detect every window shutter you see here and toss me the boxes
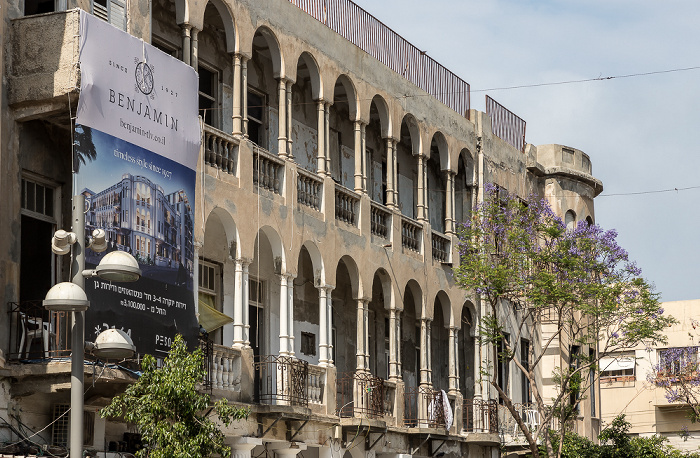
[109,0,126,31]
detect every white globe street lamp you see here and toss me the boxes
[43,195,141,458]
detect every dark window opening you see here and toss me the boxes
[301,332,316,356]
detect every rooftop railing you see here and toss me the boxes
[288,0,470,117]
[486,95,526,153]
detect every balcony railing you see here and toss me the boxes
[288,0,470,118]
[337,371,386,419]
[254,355,309,406]
[497,403,571,440]
[335,184,359,226]
[308,364,326,404]
[297,168,323,210]
[404,386,446,428]
[253,145,284,195]
[370,202,390,238]
[7,301,70,360]
[463,399,499,434]
[401,216,422,252]
[204,125,238,174]
[200,339,242,393]
[431,231,449,262]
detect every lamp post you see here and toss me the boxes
[44,194,141,458]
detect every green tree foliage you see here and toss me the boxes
[73,124,97,173]
[455,184,675,458]
[100,335,248,458]
[539,415,700,458]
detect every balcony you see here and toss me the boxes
[297,167,323,211]
[204,125,239,175]
[8,10,80,109]
[334,184,360,227]
[6,301,70,361]
[253,355,309,407]
[337,372,388,419]
[463,399,499,434]
[403,386,447,429]
[252,145,284,196]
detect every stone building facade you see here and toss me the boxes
[0,0,603,457]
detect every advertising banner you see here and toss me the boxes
[75,11,200,357]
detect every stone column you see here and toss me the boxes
[448,326,459,394]
[232,54,243,137]
[354,120,363,192]
[316,100,326,175]
[287,274,295,356]
[324,102,331,176]
[318,286,330,366]
[386,138,395,208]
[190,27,199,70]
[180,24,191,66]
[389,308,400,380]
[326,287,334,365]
[361,123,368,192]
[420,318,432,387]
[278,78,288,157]
[222,260,235,346]
[267,443,307,458]
[356,299,370,372]
[392,139,399,207]
[242,261,251,347]
[417,155,427,221]
[279,275,289,356]
[232,259,245,347]
[229,437,262,458]
[445,170,455,234]
[242,58,249,138]
[286,80,294,160]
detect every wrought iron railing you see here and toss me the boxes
[370,202,390,238]
[297,167,323,210]
[463,398,499,434]
[401,216,422,252]
[7,301,70,360]
[253,145,284,195]
[404,386,446,428]
[431,230,449,262]
[486,95,526,153]
[199,337,214,391]
[287,0,470,118]
[254,355,309,406]
[204,125,238,174]
[335,184,360,226]
[337,371,386,418]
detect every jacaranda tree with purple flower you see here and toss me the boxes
[455,184,674,458]
[649,343,700,423]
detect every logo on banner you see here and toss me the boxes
[134,60,155,96]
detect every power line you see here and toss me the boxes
[470,66,700,93]
[600,185,700,197]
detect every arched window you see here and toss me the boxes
[565,210,576,231]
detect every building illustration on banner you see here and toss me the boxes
[81,168,194,288]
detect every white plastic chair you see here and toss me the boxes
[19,313,53,358]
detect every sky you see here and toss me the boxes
[350,0,700,302]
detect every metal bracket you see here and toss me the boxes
[288,419,309,442]
[259,416,282,438]
[366,430,387,451]
[411,433,431,456]
[431,439,446,456]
